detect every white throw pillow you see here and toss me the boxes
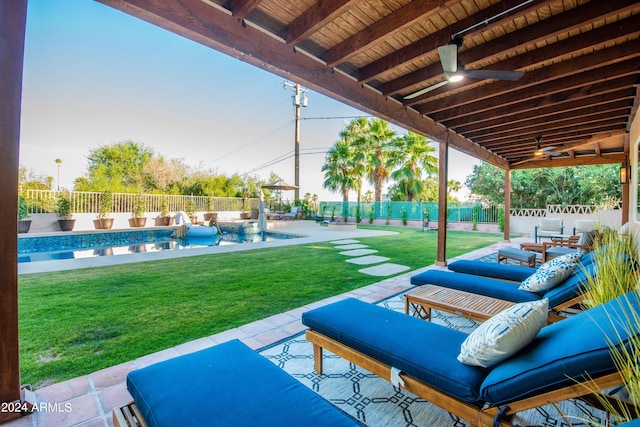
[519,260,576,292]
[458,299,548,368]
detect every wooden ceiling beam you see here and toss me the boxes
[96,0,509,170]
[464,103,631,141]
[510,152,626,170]
[452,91,634,134]
[387,0,638,99]
[484,122,627,153]
[286,0,357,46]
[400,14,640,103]
[417,41,640,116]
[358,0,550,83]
[425,58,639,123]
[225,0,263,19]
[325,0,459,68]
[477,117,628,147]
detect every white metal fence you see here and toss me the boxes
[20,190,257,215]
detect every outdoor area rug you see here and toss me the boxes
[260,293,610,427]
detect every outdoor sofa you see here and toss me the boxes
[113,339,359,427]
[302,291,640,427]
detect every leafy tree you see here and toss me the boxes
[76,141,154,192]
[466,162,621,208]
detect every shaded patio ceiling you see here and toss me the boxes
[98,0,640,171]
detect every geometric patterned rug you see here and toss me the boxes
[260,293,610,427]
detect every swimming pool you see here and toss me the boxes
[17,227,299,263]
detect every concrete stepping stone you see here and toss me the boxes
[345,255,390,265]
[358,263,410,277]
[334,244,368,250]
[330,239,360,245]
[339,249,378,256]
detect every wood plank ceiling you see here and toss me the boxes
[98,0,640,171]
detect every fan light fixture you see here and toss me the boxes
[447,73,464,82]
[533,136,544,157]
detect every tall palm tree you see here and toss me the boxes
[390,131,437,201]
[354,118,396,202]
[322,139,358,203]
[338,118,369,203]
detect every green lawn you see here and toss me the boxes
[18,226,502,387]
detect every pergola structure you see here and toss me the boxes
[1,0,639,416]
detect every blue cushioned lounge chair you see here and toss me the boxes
[114,339,359,427]
[303,292,640,427]
[410,252,597,316]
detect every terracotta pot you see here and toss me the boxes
[18,220,32,234]
[160,216,174,226]
[128,217,147,228]
[240,212,251,220]
[94,218,114,230]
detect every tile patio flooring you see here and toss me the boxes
[7,226,526,427]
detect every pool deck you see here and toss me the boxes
[8,223,526,427]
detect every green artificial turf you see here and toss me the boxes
[18,226,501,387]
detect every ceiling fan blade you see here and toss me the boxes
[438,44,457,74]
[462,69,525,81]
[403,80,450,100]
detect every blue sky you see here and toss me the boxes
[20,0,478,201]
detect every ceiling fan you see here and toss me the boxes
[533,136,561,157]
[404,38,525,100]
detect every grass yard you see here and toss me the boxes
[18,226,502,387]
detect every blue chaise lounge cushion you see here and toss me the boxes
[411,270,543,303]
[411,261,595,309]
[302,298,488,402]
[448,260,536,282]
[480,291,640,405]
[126,339,359,427]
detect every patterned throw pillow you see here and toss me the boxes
[519,258,577,292]
[457,299,549,368]
[547,251,581,266]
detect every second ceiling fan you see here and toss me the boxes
[404,38,525,100]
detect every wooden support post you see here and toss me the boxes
[0,0,27,421]
[504,169,511,242]
[436,136,448,266]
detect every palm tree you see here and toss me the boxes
[322,139,358,203]
[390,131,437,201]
[354,118,396,202]
[338,118,369,203]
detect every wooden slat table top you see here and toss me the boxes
[405,284,514,322]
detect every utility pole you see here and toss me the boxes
[284,81,308,200]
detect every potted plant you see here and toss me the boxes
[18,194,32,233]
[186,199,197,223]
[94,190,114,230]
[56,190,75,231]
[159,197,174,226]
[128,194,147,228]
[203,197,216,222]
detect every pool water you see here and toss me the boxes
[18,228,298,263]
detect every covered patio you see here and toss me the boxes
[1,0,639,423]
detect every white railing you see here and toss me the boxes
[20,190,257,215]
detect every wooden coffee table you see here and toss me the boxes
[404,284,514,322]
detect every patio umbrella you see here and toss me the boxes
[258,190,267,233]
[261,179,299,211]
